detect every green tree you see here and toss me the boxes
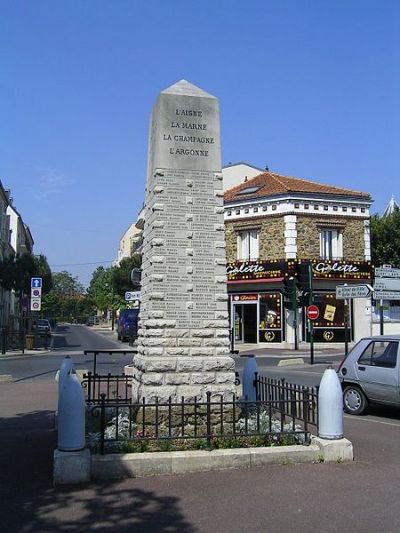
[371,207,400,267]
[42,270,95,323]
[0,253,52,294]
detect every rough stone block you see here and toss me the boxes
[166,347,190,356]
[215,329,230,337]
[53,448,91,485]
[203,358,235,371]
[203,320,229,328]
[216,372,236,384]
[177,359,204,372]
[177,338,202,347]
[191,373,216,384]
[311,437,354,462]
[192,329,214,338]
[142,373,164,386]
[165,373,191,385]
[204,338,230,347]
[190,348,215,356]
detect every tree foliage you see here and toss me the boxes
[41,270,95,322]
[0,253,52,294]
[88,254,142,313]
[371,207,400,267]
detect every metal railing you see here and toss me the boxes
[87,387,315,455]
[254,373,318,428]
[82,372,132,404]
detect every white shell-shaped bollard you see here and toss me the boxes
[58,370,86,451]
[58,356,74,393]
[242,355,259,402]
[318,367,344,439]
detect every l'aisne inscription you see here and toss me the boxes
[163,108,215,158]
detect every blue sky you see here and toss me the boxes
[1,0,399,287]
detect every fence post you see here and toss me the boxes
[100,393,106,455]
[1,327,6,355]
[206,391,212,448]
[303,388,310,443]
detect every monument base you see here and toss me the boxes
[131,353,236,402]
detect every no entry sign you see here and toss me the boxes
[307,305,319,321]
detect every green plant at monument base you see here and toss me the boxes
[86,405,308,454]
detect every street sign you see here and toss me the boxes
[31,287,42,298]
[336,284,373,299]
[31,277,42,288]
[125,291,141,301]
[374,267,400,279]
[374,278,400,291]
[374,291,400,301]
[307,305,319,320]
[30,297,41,311]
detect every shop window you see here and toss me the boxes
[320,229,343,260]
[237,230,259,261]
[259,293,282,343]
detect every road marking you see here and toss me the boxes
[344,414,400,427]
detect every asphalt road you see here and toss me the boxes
[0,323,135,381]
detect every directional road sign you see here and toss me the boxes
[373,278,400,291]
[374,291,400,301]
[125,291,141,301]
[31,277,42,288]
[30,297,41,311]
[374,267,400,279]
[336,284,373,299]
[306,305,319,320]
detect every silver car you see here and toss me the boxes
[338,335,400,415]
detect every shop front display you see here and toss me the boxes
[258,293,282,343]
[304,292,351,343]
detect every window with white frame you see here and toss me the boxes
[237,230,259,260]
[320,229,343,260]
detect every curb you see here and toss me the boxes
[277,358,305,367]
[83,437,353,482]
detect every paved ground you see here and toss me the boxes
[1,376,400,532]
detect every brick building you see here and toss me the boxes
[224,169,373,347]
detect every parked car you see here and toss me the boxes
[32,319,52,337]
[117,308,139,342]
[86,316,99,326]
[338,335,400,415]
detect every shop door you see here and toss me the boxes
[234,304,257,343]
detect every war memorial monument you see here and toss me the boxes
[129,80,236,401]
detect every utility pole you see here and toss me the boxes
[308,263,315,365]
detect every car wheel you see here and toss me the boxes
[343,385,368,415]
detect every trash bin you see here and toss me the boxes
[25,334,34,350]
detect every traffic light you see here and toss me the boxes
[283,276,301,310]
[296,261,313,298]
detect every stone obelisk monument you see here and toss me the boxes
[131,80,235,401]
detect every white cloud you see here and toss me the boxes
[34,168,76,199]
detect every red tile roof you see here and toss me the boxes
[224,171,371,203]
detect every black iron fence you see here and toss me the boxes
[1,327,25,353]
[86,386,316,455]
[254,373,318,428]
[82,372,132,404]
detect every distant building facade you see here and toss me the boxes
[224,169,373,347]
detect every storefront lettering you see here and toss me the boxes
[227,264,265,276]
[313,262,360,275]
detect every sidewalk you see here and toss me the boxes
[1,377,400,532]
